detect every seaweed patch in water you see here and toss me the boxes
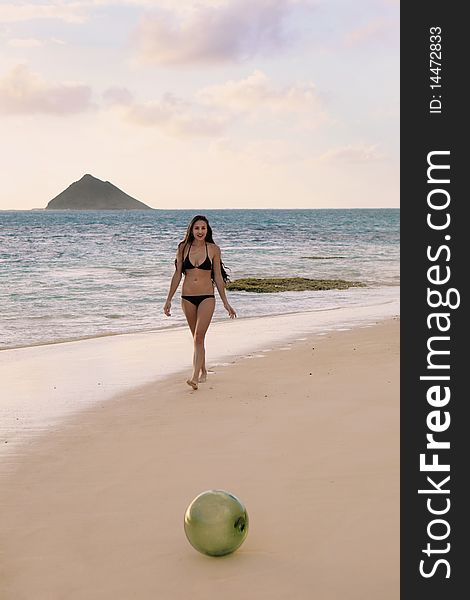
[300,256,346,260]
[226,277,365,293]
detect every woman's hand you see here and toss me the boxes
[164,300,172,316]
[224,303,237,319]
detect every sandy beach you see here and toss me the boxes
[0,318,399,599]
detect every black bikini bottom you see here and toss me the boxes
[181,294,215,307]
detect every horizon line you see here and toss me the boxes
[1,206,400,211]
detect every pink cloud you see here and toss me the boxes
[123,93,228,138]
[133,0,310,65]
[318,144,384,163]
[211,137,301,164]
[7,38,44,48]
[102,86,134,106]
[117,69,327,138]
[344,18,398,47]
[198,70,328,124]
[0,3,88,23]
[0,65,93,115]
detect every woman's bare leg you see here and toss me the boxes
[189,298,215,388]
[181,299,199,386]
[181,299,197,336]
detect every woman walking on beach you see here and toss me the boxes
[164,215,237,390]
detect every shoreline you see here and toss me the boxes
[0,300,399,454]
[0,295,395,353]
[0,318,399,599]
[1,285,399,352]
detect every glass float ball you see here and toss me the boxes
[184,489,249,556]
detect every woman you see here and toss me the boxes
[164,215,237,390]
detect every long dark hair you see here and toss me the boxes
[176,215,230,283]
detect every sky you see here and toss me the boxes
[0,0,399,210]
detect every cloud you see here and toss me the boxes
[211,137,300,164]
[198,70,327,123]
[318,144,384,164]
[344,18,398,47]
[0,65,93,115]
[108,69,327,138]
[0,62,324,140]
[0,3,89,24]
[6,37,66,47]
[133,0,309,65]
[0,0,230,25]
[111,0,228,10]
[7,38,44,48]
[115,70,326,138]
[102,86,134,106]
[0,0,309,27]
[122,93,228,138]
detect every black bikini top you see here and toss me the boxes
[183,242,212,271]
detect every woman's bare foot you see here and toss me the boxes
[186,379,198,390]
[198,370,207,383]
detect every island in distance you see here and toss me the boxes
[46,174,153,210]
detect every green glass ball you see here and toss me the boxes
[184,489,249,556]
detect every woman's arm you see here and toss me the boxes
[212,245,237,319]
[164,245,183,316]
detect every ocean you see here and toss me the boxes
[0,209,399,350]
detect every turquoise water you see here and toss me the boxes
[0,209,399,349]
